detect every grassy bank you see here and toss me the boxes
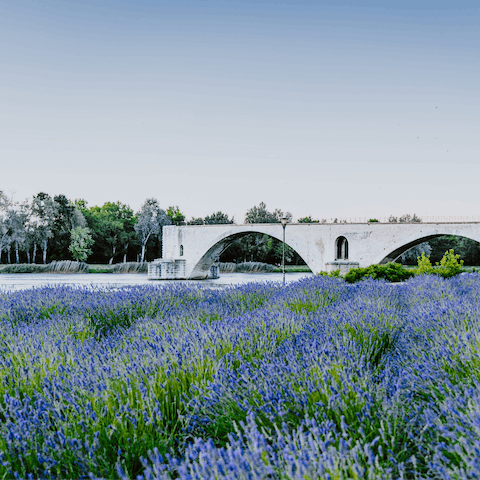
[0,260,89,274]
[0,261,148,274]
[272,264,312,273]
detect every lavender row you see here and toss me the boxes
[0,275,479,479]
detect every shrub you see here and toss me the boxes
[416,252,435,275]
[368,218,379,223]
[317,269,341,278]
[344,262,415,283]
[415,249,464,278]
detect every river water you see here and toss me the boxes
[0,272,314,292]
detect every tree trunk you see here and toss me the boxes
[15,241,19,264]
[109,245,116,265]
[26,250,31,264]
[42,238,48,264]
[33,242,37,264]
[7,247,11,264]
[123,244,128,263]
[0,247,2,264]
[140,244,146,263]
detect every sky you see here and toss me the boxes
[1,0,479,222]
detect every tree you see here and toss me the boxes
[69,227,94,262]
[134,198,170,262]
[51,195,86,260]
[204,211,235,225]
[401,242,432,265]
[298,216,319,224]
[166,206,185,226]
[8,200,29,264]
[78,201,136,264]
[389,213,422,223]
[187,217,204,225]
[0,191,12,263]
[245,202,292,224]
[31,192,56,264]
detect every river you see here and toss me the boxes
[0,272,314,291]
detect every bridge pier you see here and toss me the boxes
[147,259,219,280]
[325,261,360,276]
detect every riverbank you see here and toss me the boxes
[0,261,147,274]
[0,261,312,274]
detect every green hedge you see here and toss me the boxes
[344,262,415,283]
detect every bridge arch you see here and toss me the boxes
[376,231,480,265]
[188,227,311,279]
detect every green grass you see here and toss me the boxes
[272,265,312,273]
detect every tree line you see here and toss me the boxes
[0,194,293,265]
[1,192,479,265]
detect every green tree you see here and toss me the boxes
[78,201,136,264]
[69,227,94,262]
[298,216,319,224]
[166,206,185,226]
[204,211,235,225]
[245,202,292,224]
[51,195,85,260]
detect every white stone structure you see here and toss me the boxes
[148,222,480,280]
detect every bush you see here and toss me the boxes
[317,269,341,278]
[416,252,435,275]
[344,262,415,283]
[415,249,464,278]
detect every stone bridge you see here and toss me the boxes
[148,222,480,280]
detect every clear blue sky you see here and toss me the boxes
[1,0,479,221]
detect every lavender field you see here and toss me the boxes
[0,275,479,479]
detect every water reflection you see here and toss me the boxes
[0,272,313,291]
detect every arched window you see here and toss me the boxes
[179,245,184,256]
[335,236,348,260]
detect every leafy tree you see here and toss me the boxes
[298,216,319,224]
[428,236,480,265]
[8,201,29,264]
[79,201,136,264]
[51,195,85,260]
[187,217,204,225]
[0,191,12,263]
[31,192,56,264]
[166,206,185,226]
[219,203,296,265]
[245,202,292,224]
[69,227,94,262]
[204,211,235,225]
[135,198,170,262]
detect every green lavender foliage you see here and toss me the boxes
[0,275,480,479]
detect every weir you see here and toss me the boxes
[148,222,480,280]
